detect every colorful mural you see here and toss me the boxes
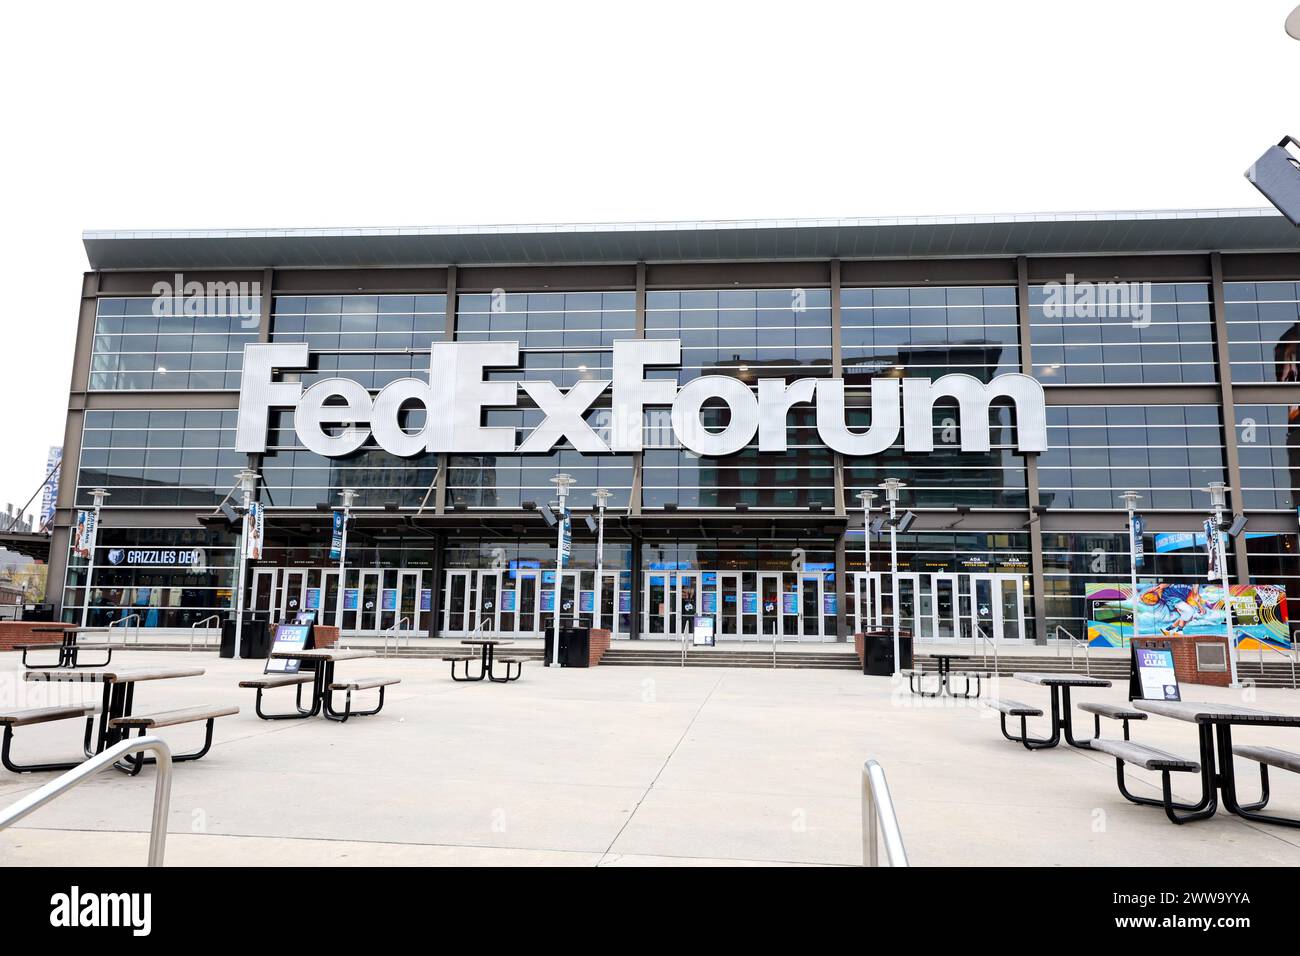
[1086,583,1290,650]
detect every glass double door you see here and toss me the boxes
[890,572,1026,643]
[441,568,631,638]
[643,570,835,642]
[250,566,426,635]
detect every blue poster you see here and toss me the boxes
[782,592,799,615]
[741,592,758,614]
[381,589,398,611]
[579,590,595,613]
[305,588,321,610]
[541,590,555,612]
[702,591,717,614]
[618,591,632,613]
[500,590,517,612]
[419,588,432,611]
[823,593,837,615]
[343,588,359,611]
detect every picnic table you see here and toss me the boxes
[907,653,972,698]
[266,648,397,721]
[15,626,113,669]
[992,672,1113,750]
[1132,700,1300,826]
[17,666,213,773]
[451,638,522,682]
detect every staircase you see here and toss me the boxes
[600,646,860,669]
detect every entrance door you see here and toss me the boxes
[541,570,580,636]
[758,573,783,639]
[717,572,742,640]
[932,573,958,642]
[850,572,885,634]
[676,572,700,637]
[799,574,822,641]
[969,573,1026,642]
[444,570,473,635]
[280,570,307,621]
[476,571,501,634]
[251,569,277,619]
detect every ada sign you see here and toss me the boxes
[235,340,1047,459]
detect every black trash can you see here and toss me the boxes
[863,630,914,676]
[220,615,271,659]
[21,603,55,622]
[542,626,591,667]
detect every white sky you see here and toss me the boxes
[1,0,1298,513]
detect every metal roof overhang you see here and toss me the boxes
[83,209,1300,270]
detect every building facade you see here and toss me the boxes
[49,212,1300,646]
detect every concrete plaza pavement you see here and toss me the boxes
[1,650,1298,866]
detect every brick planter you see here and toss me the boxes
[0,621,74,652]
[588,628,611,666]
[313,625,340,649]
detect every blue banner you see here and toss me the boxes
[329,510,345,561]
[1131,513,1145,569]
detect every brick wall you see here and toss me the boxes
[588,628,611,666]
[313,625,339,649]
[1168,634,1232,688]
[0,621,74,651]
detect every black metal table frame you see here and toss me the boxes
[450,642,520,683]
[20,632,112,670]
[909,656,977,698]
[1119,719,1300,828]
[998,683,1097,750]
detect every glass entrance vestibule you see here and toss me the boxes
[248,566,1028,643]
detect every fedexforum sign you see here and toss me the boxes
[236,341,1047,457]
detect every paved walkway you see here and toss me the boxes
[1,651,1296,866]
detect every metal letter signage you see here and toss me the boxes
[235,340,1047,457]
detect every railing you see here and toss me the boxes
[1055,625,1090,676]
[975,625,999,677]
[1253,639,1298,690]
[861,759,908,867]
[382,617,412,656]
[189,614,222,652]
[0,736,173,867]
[771,625,779,669]
[109,613,141,645]
[681,627,689,667]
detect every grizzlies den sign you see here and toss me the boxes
[235,340,1047,458]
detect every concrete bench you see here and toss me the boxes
[1,705,98,774]
[1230,744,1300,825]
[241,673,315,720]
[326,677,400,722]
[109,705,239,775]
[1077,701,1148,742]
[1090,738,1202,824]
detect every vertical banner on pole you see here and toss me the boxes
[73,509,96,559]
[1131,513,1145,569]
[329,510,345,561]
[244,502,265,560]
[1203,517,1220,581]
[559,510,572,568]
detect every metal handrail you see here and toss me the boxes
[1056,625,1090,676]
[189,614,222,651]
[975,624,999,677]
[861,759,908,867]
[681,627,689,667]
[382,616,412,655]
[109,613,141,645]
[1252,639,1298,689]
[0,736,173,867]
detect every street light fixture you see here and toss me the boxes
[548,473,576,667]
[80,488,110,627]
[1205,482,1241,688]
[879,478,905,677]
[856,490,877,631]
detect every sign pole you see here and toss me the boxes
[880,479,905,676]
[1122,491,1142,643]
[80,488,108,627]
[336,489,357,636]
[231,469,259,659]
[593,487,610,629]
[550,474,575,667]
[856,490,876,632]
[1207,482,1240,688]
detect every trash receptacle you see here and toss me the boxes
[542,627,591,667]
[220,615,271,659]
[863,630,913,676]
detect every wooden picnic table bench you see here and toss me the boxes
[258,648,399,722]
[108,705,239,776]
[0,705,99,773]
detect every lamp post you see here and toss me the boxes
[80,488,109,627]
[1207,482,1241,688]
[1121,491,1142,641]
[335,488,358,630]
[593,487,611,627]
[231,469,260,658]
[856,490,877,632]
[879,478,905,676]
[549,473,576,667]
